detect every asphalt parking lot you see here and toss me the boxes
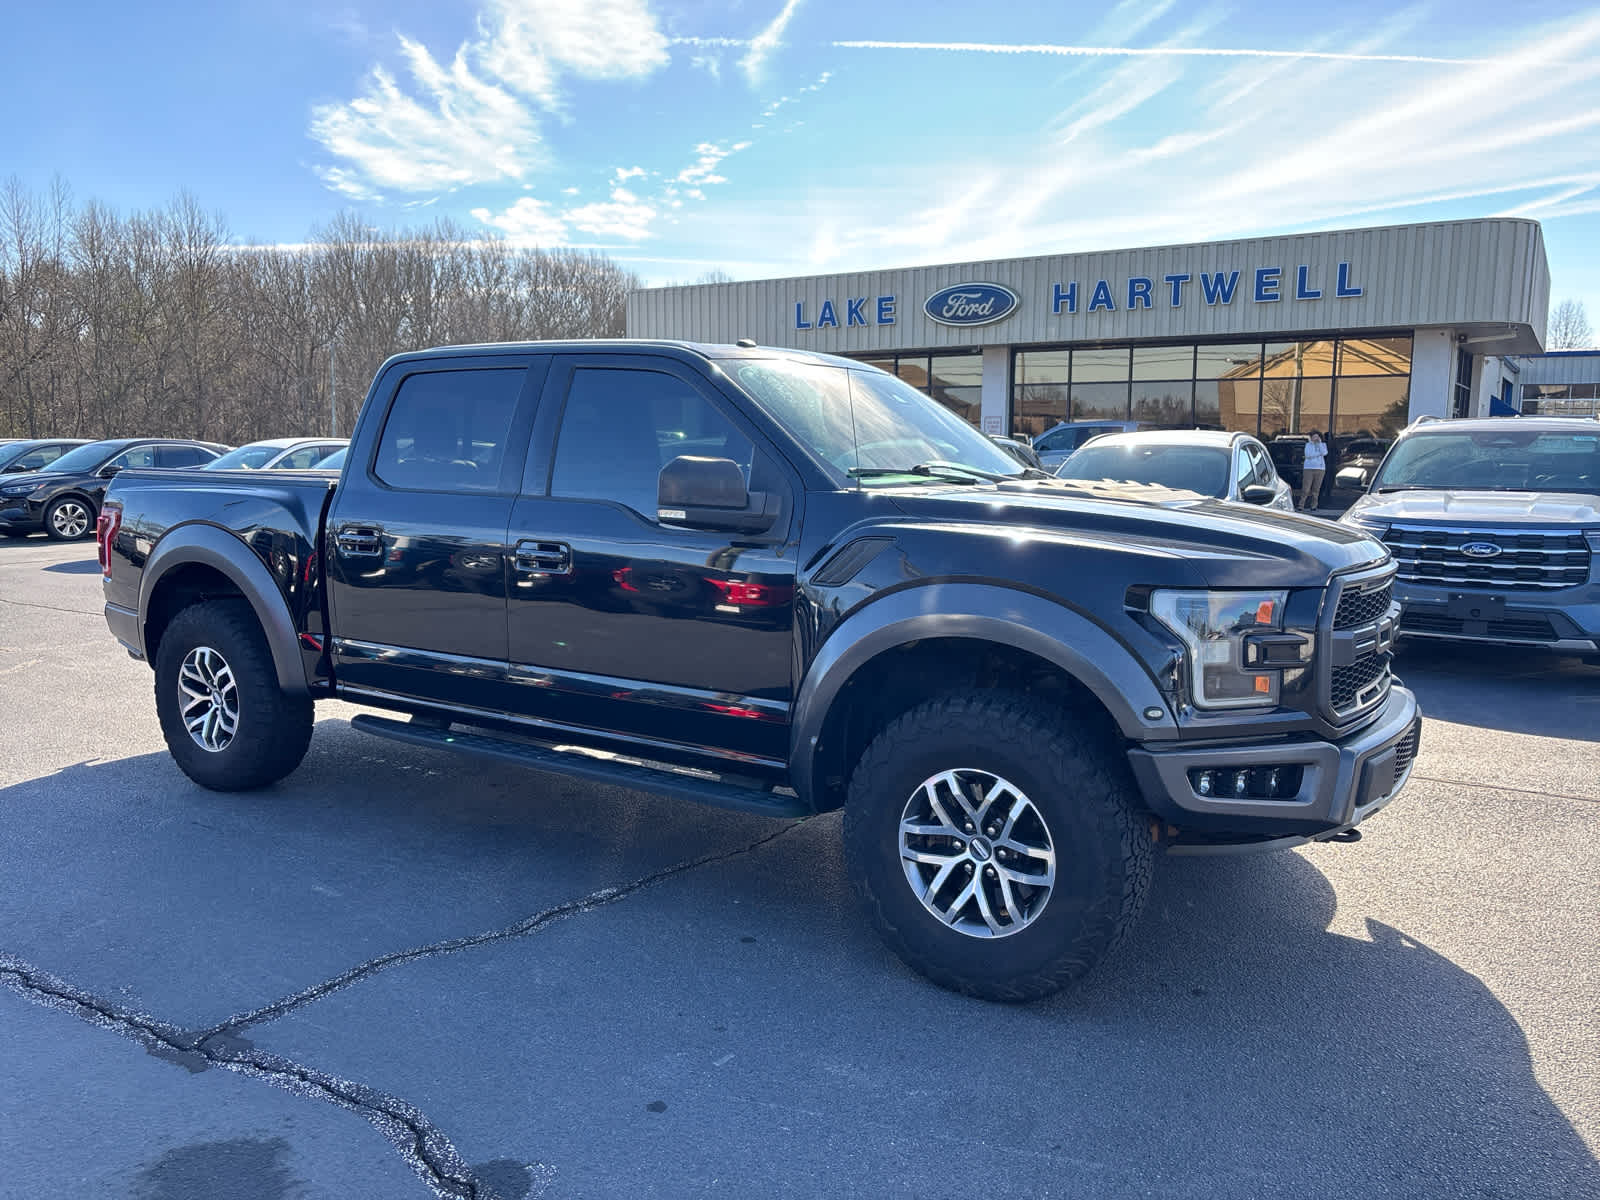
[2,534,1598,1200]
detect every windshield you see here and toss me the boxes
[35,439,123,474]
[206,443,282,470]
[1373,428,1600,493]
[1056,441,1230,497]
[728,360,1026,483]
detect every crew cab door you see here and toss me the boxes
[325,354,546,707]
[503,354,799,765]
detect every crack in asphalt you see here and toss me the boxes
[1413,773,1600,806]
[0,954,487,1199]
[1,816,810,1198]
[0,596,100,616]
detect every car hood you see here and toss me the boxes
[884,478,1386,588]
[0,470,69,489]
[1346,489,1600,525]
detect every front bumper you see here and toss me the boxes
[1393,579,1600,655]
[0,503,43,532]
[1127,685,1420,845]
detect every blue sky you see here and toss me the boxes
[7,0,1600,332]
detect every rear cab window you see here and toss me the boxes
[374,367,527,493]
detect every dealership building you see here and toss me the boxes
[627,218,1551,444]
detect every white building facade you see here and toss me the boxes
[627,219,1550,445]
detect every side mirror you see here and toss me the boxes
[658,456,775,535]
[1241,483,1277,505]
[98,465,121,479]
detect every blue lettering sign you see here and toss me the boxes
[1088,279,1116,312]
[1165,273,1190,307]
[846,297,867,327]
[1255,267,1281,303]
[1128,277,1153,310]
[817,299,839,328]
[794,301,811,330]
[1200,271,1240,305]
[1336,262,1363,298]
[1052,281,1077,315]
[877,295,896,324]
[1295,265,1322,300]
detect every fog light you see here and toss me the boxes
[1197,771,1213,796]
[1233,770,1249,797]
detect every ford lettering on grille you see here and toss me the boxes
[1460,541,1502,558]
[923,283,1019,327]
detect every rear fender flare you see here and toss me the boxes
[139,522,309,695]
[789,583,1177,805]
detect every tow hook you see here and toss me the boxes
[1321,828,1363,844]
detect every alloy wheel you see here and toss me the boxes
[178,645,240,753]
[898,768,1056,939]
[50,501,90,538]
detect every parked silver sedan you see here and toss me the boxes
[1054,429,1296,512]
[204,437,349,471]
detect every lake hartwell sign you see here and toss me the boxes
[790,262,1365,331]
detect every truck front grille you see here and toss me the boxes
[1320,566,1397,724]
[1382,525,1591,591]
[1401,611,1559,642]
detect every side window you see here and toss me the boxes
[280,445,329,469]
[1035,430,1064,453]
[551,367,755,518]
[111,446,158,470]
[1234,446,1254,489]
[375,368,525,492]
[1242,442,1270,485]
[157,445,208,468]
[14,448,57,470]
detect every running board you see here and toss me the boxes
[349,713,810,819]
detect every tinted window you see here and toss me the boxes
[9,445,68,470]
[157,445,210,468]
[1058,442,1230,497]
[280,444,335,469]
[110,445,158,470]
[552,367,754,516]
[375,368,525,492]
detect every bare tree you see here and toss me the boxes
[0,178,639,440]
[1547,299,1593,350]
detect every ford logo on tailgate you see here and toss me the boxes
[924,282,1019,327]
[1460,541,1502,558]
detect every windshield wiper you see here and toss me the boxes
[848,461,1005,484]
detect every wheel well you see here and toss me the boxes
[808,637,1118,812]
[145,563,247,664]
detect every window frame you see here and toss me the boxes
[363,355,546,497]
[527,352,803,540]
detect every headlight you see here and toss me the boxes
[1150,589,1295,710]
[1,482,40,496]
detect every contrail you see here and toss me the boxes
[829,39,1487,66]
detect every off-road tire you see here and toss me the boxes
[843,692,1153,1002]
[43,496,95,541]
[154,600,314,791]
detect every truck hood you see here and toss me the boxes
[1345,489,1600,526]
[884,478,1386,588]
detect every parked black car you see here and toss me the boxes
[100,342,1417,1001]
[0,438,228,540]
[0,439,91,476]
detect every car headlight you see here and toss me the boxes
[1,482,41,496]
[1150,589,1298,710]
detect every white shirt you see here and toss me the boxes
[1304,441,1327,470]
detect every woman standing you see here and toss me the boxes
[1299,431,1327,511]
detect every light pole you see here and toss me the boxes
[329,337,338,439]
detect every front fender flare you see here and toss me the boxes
[139,522,309,695]
[789,583,1177,805]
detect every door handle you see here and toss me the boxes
[335,525,385,557]
[514,539,572,575]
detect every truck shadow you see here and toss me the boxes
[3,743,1595,1199]
[1396,640,1600,741]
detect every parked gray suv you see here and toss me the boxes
[1341,417,1600,661]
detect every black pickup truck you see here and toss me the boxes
[99,341,1420,1000]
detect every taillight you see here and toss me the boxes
[96,505,123,582]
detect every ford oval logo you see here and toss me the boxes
[923,282,1019,327]
[1460,541,1502,558]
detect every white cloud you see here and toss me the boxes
[565,197,658,240]
[676,141,752,185]
[740,0,803,84]
[470,197,568,244]
[690,52,722,80]
[613,165,647,183]
[561,185,580,196]
[830,38,1491,66]
[311,0,668,195]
